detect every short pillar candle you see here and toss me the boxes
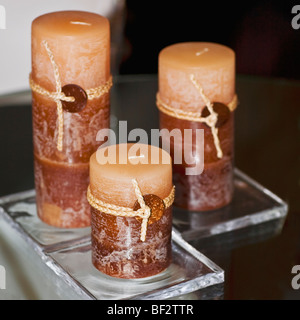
[30,11,111,227]
[88,143,174,279]
[158,42,236,211]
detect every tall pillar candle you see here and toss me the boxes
[158,42,236,211]
[31,11,111,227]
[88,143,174,278]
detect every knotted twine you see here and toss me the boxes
[29,40,113,151]
[87,179,175,242]
[156,74,238,158]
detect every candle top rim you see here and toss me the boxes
[90,143,172,181]
[159,42,235,69]
[32,10,109,38]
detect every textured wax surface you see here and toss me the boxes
[91,207,172,279]
[31,11,110,90]
[90,143,173,207]
[159,42,235,113]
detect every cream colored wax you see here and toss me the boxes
[159,42,235,113]
[90,143,173,207]
[32,11,110,99]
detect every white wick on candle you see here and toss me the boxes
[195,48,209,56]
[70,21,91,26]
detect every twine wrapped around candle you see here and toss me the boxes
[156,74,238,159]
[87,179,175,242]
[29,40,113,152]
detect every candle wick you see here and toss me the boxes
[195,48,209,56]
[70,21,91,26]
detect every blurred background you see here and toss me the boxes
[120,0,300,79]
[0,0,299,95]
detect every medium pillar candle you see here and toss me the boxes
[31,11,111,227]
[88,143,174,279]
[158,42,236,211]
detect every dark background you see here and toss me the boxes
[119,0,300,80]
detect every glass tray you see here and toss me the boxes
[173,168,288,241]
[0,192,224,300]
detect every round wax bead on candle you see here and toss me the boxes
[158,42,236,211]
[31,11,111,228]
[89,143,173,279]
[61,84,88,113]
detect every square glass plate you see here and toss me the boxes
[47,231,224,300]
[173,168,288,241]
[0,190,91,252]
[0,192,224,300]
[0,168,287,299]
